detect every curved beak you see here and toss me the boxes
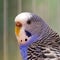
[15,22,22,36]
[15,26,20,36]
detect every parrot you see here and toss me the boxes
[15,12,60,60]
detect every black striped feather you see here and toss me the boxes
[27,31,60,60]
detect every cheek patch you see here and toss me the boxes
[25,30,32,37]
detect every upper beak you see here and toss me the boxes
[15,26,20,36]
[15,22,22,36]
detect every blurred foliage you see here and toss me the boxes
[8,0,21,60]
[36,0,45,5]
[0,0,3,60]
[22,0,32,12]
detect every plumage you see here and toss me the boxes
[27,29,60,60]
[15,12,60,60]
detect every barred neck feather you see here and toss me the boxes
[27,27,60,60]
[33,27,60,47]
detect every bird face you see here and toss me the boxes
[15,12,47,45]
[15,12,33,45]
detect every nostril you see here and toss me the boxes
[25,39,27,41]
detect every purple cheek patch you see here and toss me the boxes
[25,30,32,37]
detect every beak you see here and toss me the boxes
[15,26,20,36]
[15,22,22,36]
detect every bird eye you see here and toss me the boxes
[27,20,31,24]
[16,22,22,27]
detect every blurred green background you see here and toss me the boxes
[0,0,60,60]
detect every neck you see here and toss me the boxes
[20,46,27,60]
[19,34,40,60]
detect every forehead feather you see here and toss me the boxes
[15,12,32,22]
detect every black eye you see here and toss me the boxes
[27,20,31,24]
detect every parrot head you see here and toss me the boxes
[15,12,49,60]
[15,12,48,46]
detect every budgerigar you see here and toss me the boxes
[15,12,60,60]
